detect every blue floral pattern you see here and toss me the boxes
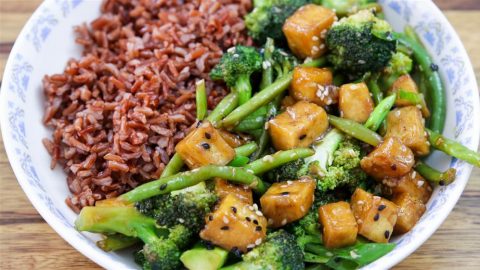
[0,0,478,269]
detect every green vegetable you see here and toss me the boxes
[426,129,480,167]
[367,73,384,105]
[380,51,413,89]
[180,243,229,270]
[326,10,396,78]
[210,46,262,105]
[364,94,396,131]
[414,161,456,185]
[245,0,309,45]
[264,158,308,182]
[119,165,266,203]
[260,37,275,90]
[220,230,305,270]
[161,154,185,178]
[320,0,377,17]
[195,80,207,120]
[135,182,217,233]
[76,206,189,270]
[96,234,140,252]
[397,89,430,117]
[304,129,344,177]
[393,32,446,133]
[234,106,268,132]
[305,241,396,270]
[328,115,383,146]
[235,142,259,157]
[245,148,315,175]
[228,155,250,167]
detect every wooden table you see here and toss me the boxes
[0,1,479,269]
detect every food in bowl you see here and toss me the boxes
[37,0,479,269]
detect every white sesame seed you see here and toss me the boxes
[417,180,425,187]
[268,219,274,225]
[281,219,287,226]
[326,252,334,256]
[300,206,305,212]
[227,47,236,53]
[178,218,185,223]
[223,216,229,224]
[358,59,366,64]
[247,244,255,249]
[312,36,319,41]
[412,171,417,178]
[255,238,262,245]
[319,44,325,49]
[248,205,254,211]
[312,46,320,52]
[287,180,293,185]
[253,204,259,211]
[256,210,263,216]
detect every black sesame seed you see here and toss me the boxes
[299,134,307,140]
[220,226,229,231]
[204,241,214,250]
[247,247,253,252]
[159,183,168,190]
[378,204,386,211]
[246,217,251,222]
[231,247,242,258]
[391,164,397,171]
[196,121,202,128]
[281,191,290,196]
[439,180,445,186]
[430,63,439,71]
[384,230,390,239]
[253,220,259,225]
[231,206,237,214]
[208,215,213,221]
[373,213,380,221]
[201,142,210,150]
[205,132,211,139]
[255,226,262,232]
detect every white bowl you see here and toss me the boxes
[1,0,478,269]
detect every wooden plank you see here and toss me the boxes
[434,0,480,10]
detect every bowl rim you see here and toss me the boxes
[0,0,478,269]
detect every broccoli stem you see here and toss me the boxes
[260,38,275,90]
[195,80,208,120]
[364,94,396,131]
[97,234,140,252]
[426,129,480,167]
[414,161,456,185]
[235,74,253,105]
[393,32,446,133]
[306,128,344,176]
[119,165,266,203]
[235,142,259,157]
[245,148,315,175]
[328,115,383,146]
[367,73,384,105]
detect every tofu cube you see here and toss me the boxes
[386,106,430,156]
[391,192,426,234]
[319,201,358,248]
[382,170,432,204]
[200,194,267,252]
[260,177,316,228]
[290,67,337,107]
[339,83,375,123]
[351,188,399,243]
[360,137,415,180]
[269,101,328,150]
[283,4,336,59]
[214,178,253,205]
[175,121,235,169]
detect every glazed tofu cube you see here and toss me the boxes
[319,201,358,248]
[214,178,253,205]
[218,129,245,148]
[290,67,337,107]
[283,4,336,58]
[175,121,235,169]
[391,193,426,234]
[360,137,415,180]
[260,177,316,228]
[200,194,267,252]
[351,188,399,243]
[386,106,430,156]
[268,101,328,150]
[339,83,375,123]
[382,170,432,204]
[389,74,418,107]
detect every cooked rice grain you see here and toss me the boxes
[43,0,252,212]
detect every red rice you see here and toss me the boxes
[42,0,252,212]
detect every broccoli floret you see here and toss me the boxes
[136,182,217,233]
[264,158,308,182]
[326,9,396,78]
[271,48,300,78]
[75,206,187,270]
[319,0,377,17]
[210,45,262,104]
[221,230,304,270]
[380,51,414,88]
[245,0,309,45]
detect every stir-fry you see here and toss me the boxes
[73,1,480,269]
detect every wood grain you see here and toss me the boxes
[0,1,479,269]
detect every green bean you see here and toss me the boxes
[260,38,275,90]
[251,95,282,160]
[207,92,239,127]
[245,148,315,175]
[195,80,207,120]
[235,142,258,157]
[160,153,184,178]
[328,115,383,146]
[228,155,250,167]
[120,165,266,202]
[367,73,384,105]
[414,161,456,185]
[221,57,327,128]
[397,89,430,117]
[97,234,139,252]
[427,129,480,167]
[404,25,422,44]
[393,32,446,133]
[302,57,328,68]
[364,94,396,131]
[233,106,268,132]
